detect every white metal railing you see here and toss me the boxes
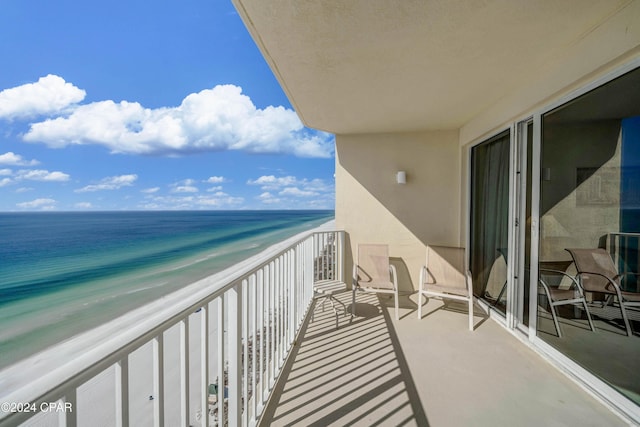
[606,232,640,292]
[0,226,344,427]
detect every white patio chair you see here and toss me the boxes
[566,248,640,337]
[418,245,474,331]
[352,244,399,320]
[538,268,595,338]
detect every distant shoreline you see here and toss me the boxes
[0,210,334,369]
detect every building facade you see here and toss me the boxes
[233,0,640,421]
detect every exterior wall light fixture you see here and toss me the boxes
[396,171,406,184]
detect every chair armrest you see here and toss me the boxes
[419,266,427,291]
[389,264,398,290]
[615,272,640,284]
[352,263,359,287]
[466,270,473,297]
[575,271,623,295]
[538,277,554,300]
[539,268,583,293]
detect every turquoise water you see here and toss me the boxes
[0,210,333,368]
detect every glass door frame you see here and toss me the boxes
[527,65,640,419]
[509,118,534,335]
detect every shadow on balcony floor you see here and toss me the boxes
[260,292,628,426]
[260,292,426,426]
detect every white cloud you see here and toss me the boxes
[195,194,244,207]
[17,198,56,209]
[206,186,223,192]
[75,202,93,209]
[247,175,297,189]
[15,187,33,193]
[172,185,199,193]
[0,75,85,119]
[205,176,225,184]
[75,174,137,192]
[249,174,335,208]
[141,193,244,210]
[17,169,70,182]
[170,179,199,193]
[141,187,160,194]
[258,191,281,204]
[0,168,69,187]
[22,84,333,158]
[0,152,40,166]
[248,175,331,193]
[279,187,318,197]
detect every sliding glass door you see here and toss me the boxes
[536,66,640,406]
[470,131,510,315]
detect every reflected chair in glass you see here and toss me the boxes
[538,268,595,338]
[352,244,399,320]
[417,245,474,331]
[566,248,640,337]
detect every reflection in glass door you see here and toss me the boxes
[536,66,640,406]
[470,131,510,315]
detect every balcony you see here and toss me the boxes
[0,223,627,426]
[262,292,626,426]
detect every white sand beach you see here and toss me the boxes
[17,308,221,427]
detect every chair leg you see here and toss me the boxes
[613,287,633,337]
[352,288,356,318]
[549,303,563,338]
[332,295,347,316]
[582,300,596,332]
[620,302,633,337]
[395,290,399,321]
[468,296,474,331]
[417,290,423,319]
[328,296,339,330]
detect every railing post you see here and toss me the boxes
[200,305,209,427]
[179,319,189,427]
[115,357,129,427]
[257,268,265,407]
[153,334,165,427]
[228,282,243,424]
[251,274,258,423]
[290,248,296,344]
[61,390,77,427]
[217,295,225,427]
[242,278,249,425]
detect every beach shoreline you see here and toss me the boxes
[0,211,332,370]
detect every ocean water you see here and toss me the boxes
[0,210,333,369]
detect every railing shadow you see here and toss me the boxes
[377,294,429,426]
[418,296,490,329]
[258,292,429,426]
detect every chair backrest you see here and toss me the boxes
[357,244,392,288]
[565,248,617,293]
[426,245,466,286]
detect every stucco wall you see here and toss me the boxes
[459,0,640,147]
[335,131,460,292]
[540,122,622,261]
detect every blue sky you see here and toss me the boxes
[0,0,335,211]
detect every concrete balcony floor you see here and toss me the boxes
[259,292,626,426]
